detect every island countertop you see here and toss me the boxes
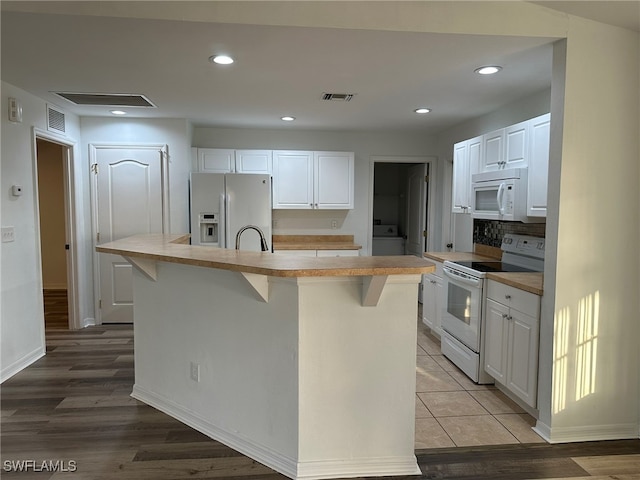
[97,234,435,278]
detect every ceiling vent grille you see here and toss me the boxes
[46,104,66,133]
[53,92,156,108]
[321,93,354,102]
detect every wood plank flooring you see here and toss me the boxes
[1,294,638,479]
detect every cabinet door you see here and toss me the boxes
[483,298,509,384]
[467,136,482,176]
[452,141,470,213]
[314,151,354,209]
[504,120,529,169]
[506,308,539,407]
[198,148,235,173]
[235,150,272,174]
[272,151,314,209]
[527,113,550,217]
[481,129,505,171]
[422,274,443,336]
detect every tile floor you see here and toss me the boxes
[414,318,546,448]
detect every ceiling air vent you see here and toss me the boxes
[53,92,156,108]
[321,93,354,102]
[46,104,66,133]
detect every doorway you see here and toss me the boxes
[35,137,75,330]
[370,156,434,257]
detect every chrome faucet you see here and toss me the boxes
[235,225,270,252]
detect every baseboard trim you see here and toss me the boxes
[296,456,421,479]
[535,421,639,443]
[132,384,421,479]
[1,346,45,383]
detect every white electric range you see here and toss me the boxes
[440,234,545,383]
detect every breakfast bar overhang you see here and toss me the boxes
[96,234,435,480]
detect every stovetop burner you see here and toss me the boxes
[451,260,536,273]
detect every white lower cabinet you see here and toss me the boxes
[484,280,540,408]
[422,261,444,336]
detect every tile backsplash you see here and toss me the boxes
[473,220,545,247]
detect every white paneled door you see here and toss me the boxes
[92,145,167,323]
[405,163,427,257]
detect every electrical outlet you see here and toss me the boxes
[190,361,200,382]
[1,226,15,243]
[331,220,337,229]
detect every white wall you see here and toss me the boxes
[1,82,81,381]
[192,128,438,253]
[537,18,639,442]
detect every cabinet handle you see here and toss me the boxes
[502,314,509,319]
[508,315,513,321]
[430,280,437,284]
[505,294,512,300]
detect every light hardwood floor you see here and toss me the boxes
[0,292,638,479]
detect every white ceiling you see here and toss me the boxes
[1,2,636,133]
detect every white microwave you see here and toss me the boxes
[471,168,540,222]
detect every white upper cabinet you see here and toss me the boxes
[452,136,481,213]
[272,151,314,208]
[273,150,354,209]
[481,129,505,171]
[452,140,470,213]
[196,148,273,174]
[314,151,355,209]
[198,148,235,173]
[235,149,272,174]
[453,113,550,217]
[504,120,530,169]
[527,113,551,217]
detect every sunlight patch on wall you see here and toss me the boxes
[553,306,570,414]
[575,291,599,402]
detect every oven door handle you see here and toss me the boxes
[443,267,482,287]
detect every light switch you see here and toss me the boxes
[2,226,15,243]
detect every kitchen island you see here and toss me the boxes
[96,234,435,480]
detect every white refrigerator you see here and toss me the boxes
[190,173,272,252]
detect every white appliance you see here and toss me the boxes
[372,224,405,255]
[190,173,272,251]
[471,168,541,222]
[440,234,545,383]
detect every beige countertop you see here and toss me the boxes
[486,272,544,296]
[97,234,434,278]
[424,251,544,295]
[272,234,362,250]
[423,251,496,263]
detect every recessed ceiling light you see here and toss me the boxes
[281,116,295,122]
[210,55,234,65]
[110,110,127,115]
[474,65,502,75]
[414,108,432,114]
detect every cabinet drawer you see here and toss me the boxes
[486,280,540,317]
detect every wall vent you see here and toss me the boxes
[46,104,66,133]
[321,93,354,102]
[53,92,156,108]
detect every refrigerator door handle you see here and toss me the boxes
[219,193,227,249]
